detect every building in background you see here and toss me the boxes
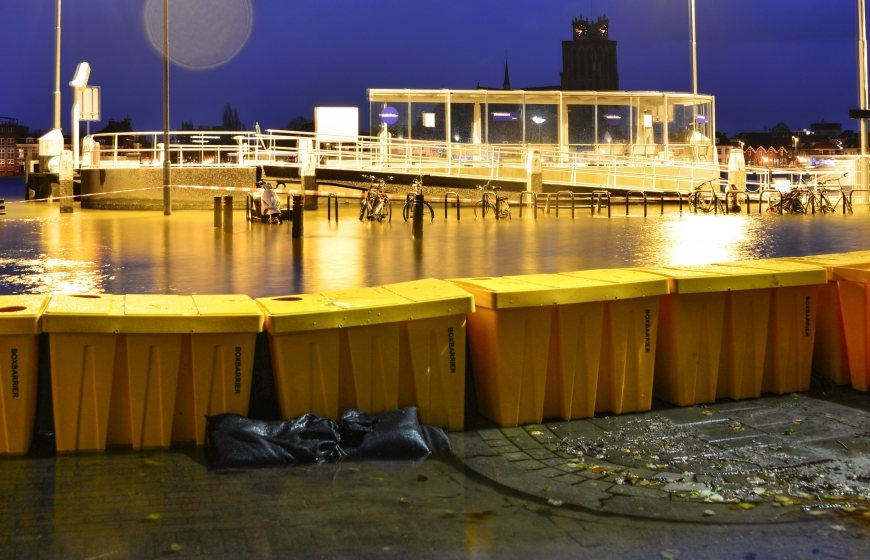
[0,117,27,175]
[561,16,619,91]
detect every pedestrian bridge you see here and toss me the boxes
[78,128,859,198]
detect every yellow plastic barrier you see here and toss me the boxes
[780,251,870,385]
[447,276,557,426]
[42,294,123,452]
[719,259,827,394]
[106,295,198,449]
[639,265,782,405]
[0,295,49,454]
[172,295,263,445]
[382,279,474,431]
[257,279,473,431]
[561,270,667,415]
[452,270,667,424]
[830,263,870,391]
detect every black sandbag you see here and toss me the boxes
[206,407,450,468]
[206,412,343,468]
[339,408,451,460]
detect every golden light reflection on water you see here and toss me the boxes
[658,214,755,266]
[0,255,109,295]
[1,200,868,297]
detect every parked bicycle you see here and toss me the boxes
[359,174,392,222]
[402,175,435,222]
[688,180,724,214]
[473,181,511,219]
[767,186,807,214]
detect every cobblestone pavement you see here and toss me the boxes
[1,388,869,559]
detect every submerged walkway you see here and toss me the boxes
[1,387,868,559]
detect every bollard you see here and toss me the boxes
[214,196,222,228]
[413,193,424,239]
[222,195,233,233]
[292,195,304,238]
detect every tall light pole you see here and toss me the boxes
[859,0,868,157]
[690,0,698,95]
[53,0,62,130]
[858,0,869,195]
[162,0,171,215]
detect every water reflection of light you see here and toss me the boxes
[660,215,752,266]
[0,257,108,294]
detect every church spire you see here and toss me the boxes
[503,57,511,90]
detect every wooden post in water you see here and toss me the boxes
[292,195,304,238]
[222,195,233,233]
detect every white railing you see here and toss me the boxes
[82,128,862,194]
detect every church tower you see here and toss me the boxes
[560,16,619,91]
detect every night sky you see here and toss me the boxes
[0,0,864,136]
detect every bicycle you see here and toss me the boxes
[359,175,392,222]
[402,175,435,222]
[473,181,511,219]
[688,181,723,214]
[767,186,807,214]
[815,173,850,213]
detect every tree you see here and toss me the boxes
[221,103,244,131]
[287,116,313,132]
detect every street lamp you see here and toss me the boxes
[689,0,698,95]
[162,0,171,215]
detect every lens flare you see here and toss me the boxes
[144,0,253,70]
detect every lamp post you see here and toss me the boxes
[162,0,171,215]
[859,0,868,193]
[689,0,698,95]
[53,0,62,131]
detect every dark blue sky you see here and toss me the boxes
[0,0,863,136]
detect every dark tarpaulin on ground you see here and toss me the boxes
[205,407,451,468]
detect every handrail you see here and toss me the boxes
[624,191,648,217]
[659,190,684,215]
[443,191,461,220]
[518,191,537,219]
[592,190,610,217]
[758,188,783,214]
[554,190,576,219]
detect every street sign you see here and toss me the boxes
[79,86,101,121]
[849,108,870,119]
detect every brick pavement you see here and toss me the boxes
[0,388,868,559]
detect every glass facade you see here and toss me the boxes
[368,89,717,162]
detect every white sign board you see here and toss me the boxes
[314,107,359,142]
[78,86,101,122]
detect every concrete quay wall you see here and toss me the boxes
[80,168,257,210]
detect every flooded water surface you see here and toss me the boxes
[2,176,869,297]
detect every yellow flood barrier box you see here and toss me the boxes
[830,263,870,391]
[42,294,124,453]
[718,259,827,395]
[257,279,473,431]
[172,294,263,446]
[559,269,667,416]
[451,270,666,425]
[780,251,870,386]
[381,279,474,431]
[638,265,781,405]
[0,295,49,455]
[106,294,199,450]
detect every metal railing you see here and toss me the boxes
[83,128,870,197]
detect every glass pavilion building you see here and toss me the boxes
[367,88,717,163]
